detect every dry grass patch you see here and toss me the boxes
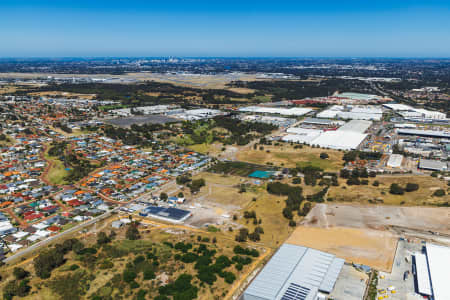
[328,175,448,205]
[237,144,343,171]
[29,91,96,99]
[226,87,255,94]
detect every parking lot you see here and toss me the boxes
[377,239,424,300]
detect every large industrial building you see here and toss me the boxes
[414,243,450,300]
[383,103,447,121]
[242,244,345,300]
[316,105,383,121]
[396,128,450,139]
[238,106,313,117]
[282,120,371,150]
[418,159,448,172]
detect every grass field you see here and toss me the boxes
[44,147,69,185]
[328,175,449,205]
[236,144,344,171]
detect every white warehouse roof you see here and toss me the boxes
[426,243,450,300]
[338,119,372,133]
[239,106,312,116]
[243,244,345,300]
[414,252,432,296]
[310,131,367,150]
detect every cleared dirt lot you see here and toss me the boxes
[302,203,450,234]
[286,203,450,272]
[286,226,397,272]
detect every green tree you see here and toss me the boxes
[389,183,404,195]
[160,192,168,201]
[405,183,419,192]
[13,267,29,280]
[125,222,141,240]
[97,232,110,245]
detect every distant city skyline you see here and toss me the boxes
[1,0,450,57]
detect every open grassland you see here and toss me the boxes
[191,172,254,207]
[0,85,18,94]
[44,147,68,185]
[328,175,449,205]
[238,190,296,248]
[188,142,224,155]
[286,226,397,272]
[191,172,295,248]
[29,91,96,99]
[236,144,344,171]
[226,87,256,94]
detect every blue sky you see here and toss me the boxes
[1,0,449,57]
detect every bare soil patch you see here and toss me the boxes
[286,226,397,272]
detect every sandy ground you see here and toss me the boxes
[286,226,397,272]
[286,203,450,272]
[302,203,450,234]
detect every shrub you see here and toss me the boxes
[433,189,446,197]
[389,183,404,195]
[123,269,137,283]
[13,267,29,280]
[143,268,156,280]
[223,271,236,284]
[125,222,140,240]
[97,232,111,245]
[320,152,329,159]
[405,183,419,192]
[34,248,65,279]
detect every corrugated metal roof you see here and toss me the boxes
[243,244,344,300]
[320,257,346,293]
[419,159,448,171]
[338,119,372,133]
[244,244,307,300]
